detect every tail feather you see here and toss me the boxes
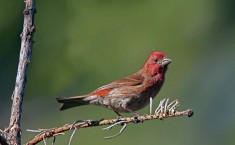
[56,95,89,111]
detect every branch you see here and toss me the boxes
[25,99,194,145]
[0,133,8,145]
[1,0,36,145]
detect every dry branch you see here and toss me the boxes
[25,99,194,145]
[0,0,36,145]
[0,134,8,145]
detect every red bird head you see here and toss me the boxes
[144,51,172,76]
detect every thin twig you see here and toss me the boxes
[52,136,56,145]
[149,97,153,115]
[164,98,169,113]
[26,130,42,133]
[43,137,46,145]
[102,121,127,131]
[68,128,77,145]
[103,123,127,139]
[25,99,194,145]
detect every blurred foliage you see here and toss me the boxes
[0,0,235,145]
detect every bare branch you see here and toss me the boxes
[1,0,36,145]
[25,99,194,145]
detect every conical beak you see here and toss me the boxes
[161,58,172,66]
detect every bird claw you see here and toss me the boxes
[114,116,126,126]
[116,115,123,120]
[133,116,144,123]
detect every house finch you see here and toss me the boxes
[56,51,171,116]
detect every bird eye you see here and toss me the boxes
[154,58,159,62]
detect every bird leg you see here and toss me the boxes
[114,111,123,119]
[124,108,143,123]
[113,111,126,126]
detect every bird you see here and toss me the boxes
[56,51,171,117]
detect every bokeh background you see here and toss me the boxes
[1,0,235,145]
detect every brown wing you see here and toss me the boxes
[93,70,144,93]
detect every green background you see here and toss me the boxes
[1,0,235,145]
